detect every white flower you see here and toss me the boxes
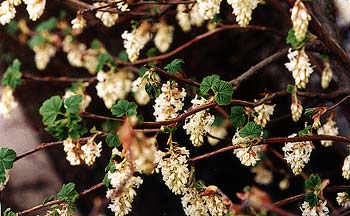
[131,133,157,174]
[285,48,314,89]
[291,0,311,42]
[96,69,134,109]
[44,204,74,216]
[183,95,215,147]
[0,86,18,119]
[82,50,99,74]
[334,0,350,26]
[321,61,333,89]
[33,43,57,70]
[336,192,350,208]
[156,146,190,195]
[181,188,209,216]
[190,4,204,27]
[282,134,313,175]
[0,0,16,25]
[122,22,152,62]
[291,94,303,122]
[207,125,227,145]
[196,0,222,20]
[94,2,119,27]
[63,82,92,112]
[154,21,174,53]
[0,169,10,191]
[66,43,86,67]
[63,138,82,166]
[253,103,275,128]
[203,193,227,216]
[342,155,350,179]
[153,81,186,121]
[8,0,21,6]
[176,4,191,32]
[23,0,46,21]
[71,14,86,30]
[131,77,151,106]
[317,118,338,147]
[81,139,102,166]
[227,0,259,27]
[279,177,290,190]
[251,164,273,185]
[300,200,329,216]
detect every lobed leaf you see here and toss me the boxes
[111,100,138,117]
[229,106,246,128]
[239,122,262,138]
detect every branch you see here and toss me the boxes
[22,73,96,83]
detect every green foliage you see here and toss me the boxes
[111,100,138,117]
[96,53,115,72]
[90,39,101,50]
[1,59,22,89]
[286,84,296,94]
[42,195,55,204]
[28,34,46,49]
[118,50,129,62]
[0,148,16,171]
[105,132,121,147]
[6,21,18,36]
[199,75,220,95]
[305,174,321,190]
[210,15,222,24]
[286,29,309,48]
[3,208,16,216]
[212,80,233,105]
[298,125,312,136]
[213,115,225,126]
[164,59,184,73]
[39,95,87,140]
[57,183,79,208]
[304,108,317,118]
[145,83,161,99]
[36,17,58,32]
[103,173,110,187]
[146,47,158,57]
[239,122,262,138]
[305,192,318,207]
[229,106,247,128]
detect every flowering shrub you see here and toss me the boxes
[1,0,350,215]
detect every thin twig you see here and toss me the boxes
[22,73,96,83]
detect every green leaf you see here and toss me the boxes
[36,18,58,32]
[199,75,220,96]
[286,29,305,48]
[96,53,114,72]
[118,50,129,62]
[0,148,17,170]
[213,115,225,126]
[210,15,222,24]
[42,195,55,205]
[57,183,79,207]
[164,59,184,73]
[1,59,22,89]
[146,47,158,57]
[111,100,138,117]
[103,173,110,187]
[90,39,101,50]
[39,96,63,125]
[64,94,82,114]
[139,66,148,76]
[28,34,46,49]
[304,108,317,118]
[298,125,312,136]
[145,83,161,99]
[239,122,262,138]
[3,208,16,216]
[213,80,233,105]
[6,21,18,36]
[305,192,318,207]
[50,209,60,216]
[105,132,120,148]
[286,84,296,94]
[305,174,321,190]
[229,106,246,128]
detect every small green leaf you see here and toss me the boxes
[229,106,247,128]
[213,115,225,126]
[103,173,110,187]
[1,59,22,89]
[6,21,18,36]
[42,195,55,205]
[36,18,58,32]
[0,148,17,170]
[105,132,120,148]
[145,83,161,99]
[118,50,129,62]
[210,15,222,24]
[139,66,148,76]
[39,96,63,125]
[305,174,321,190]
[305,192,318,207]
[28,34,46,49]
[298,125,312,136]
[146,47,158,57]
[164,59,184,73]
[239,122,262,138]
[213,80,233,105]
[57,183,79,208]
[3,208,16,216]
[96,53,114,72]
[90,39,101,50]
[304,108,317,118]
[199,75,220,96]
[286,29,308,48]
[64,95,82,114]
[286,84,296,94]
[111,100,138,117]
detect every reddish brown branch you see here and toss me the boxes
[22,73,96,83]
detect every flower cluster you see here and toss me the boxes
[131,77,151,106]
[0,0,16,25]
[227,0,259,27]
[342,155,350,179]
[196,0,222,20]
[207,125,227,145]
[253,103,275,128]
[0,0,45,25]
[202,193,227,216]
[33,42,57,70]
[0,86,18,119]
[181,188,209,216]
[63,137,102,166]
[300,200,329,216]
[63,82,92,112]
[94,2,128,27]
[96,69,134,109]
[291,94,303,122]
[24,0,46,21]
[155,146,190,195]
[131,132,157,174]
[183,96,215,147]
[122,21,152,62]
[154,20,174,53]
[321,61,333,89]
[176,4,204,32]
[71,14,87,30]
[251,164,273,185]
[153,81,186,122]
[336,192,350,208]
[317,117,339,147]
[44,204,74,216]
[0,169,9,191]
[106,160,143,216]
[291,0,311,42]
[283,134,313,175]
[285,48,314,89]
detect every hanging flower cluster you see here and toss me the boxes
[0,0,45,25]
[227,0,259,27]
[71,13,87,30]
[181,188,209,216]
[0,169,9,191]
[336,192,350,208]
[342,154,350,179]
[183,95,215,147]
[321,60,333,89]
[291,0,311,42]
[251,164,273,185]
[176,4,204,32]
[0,86,18,119]
[154,19,174,53]
[196,0,222,20]
[291,93,303,122]
[207,125,227,146]
[253,103,275,128]
[283,134,313,175]
[300,200,329,216]
[317,116,339,147]
[94,1,129,27]
[153,81,186,122]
